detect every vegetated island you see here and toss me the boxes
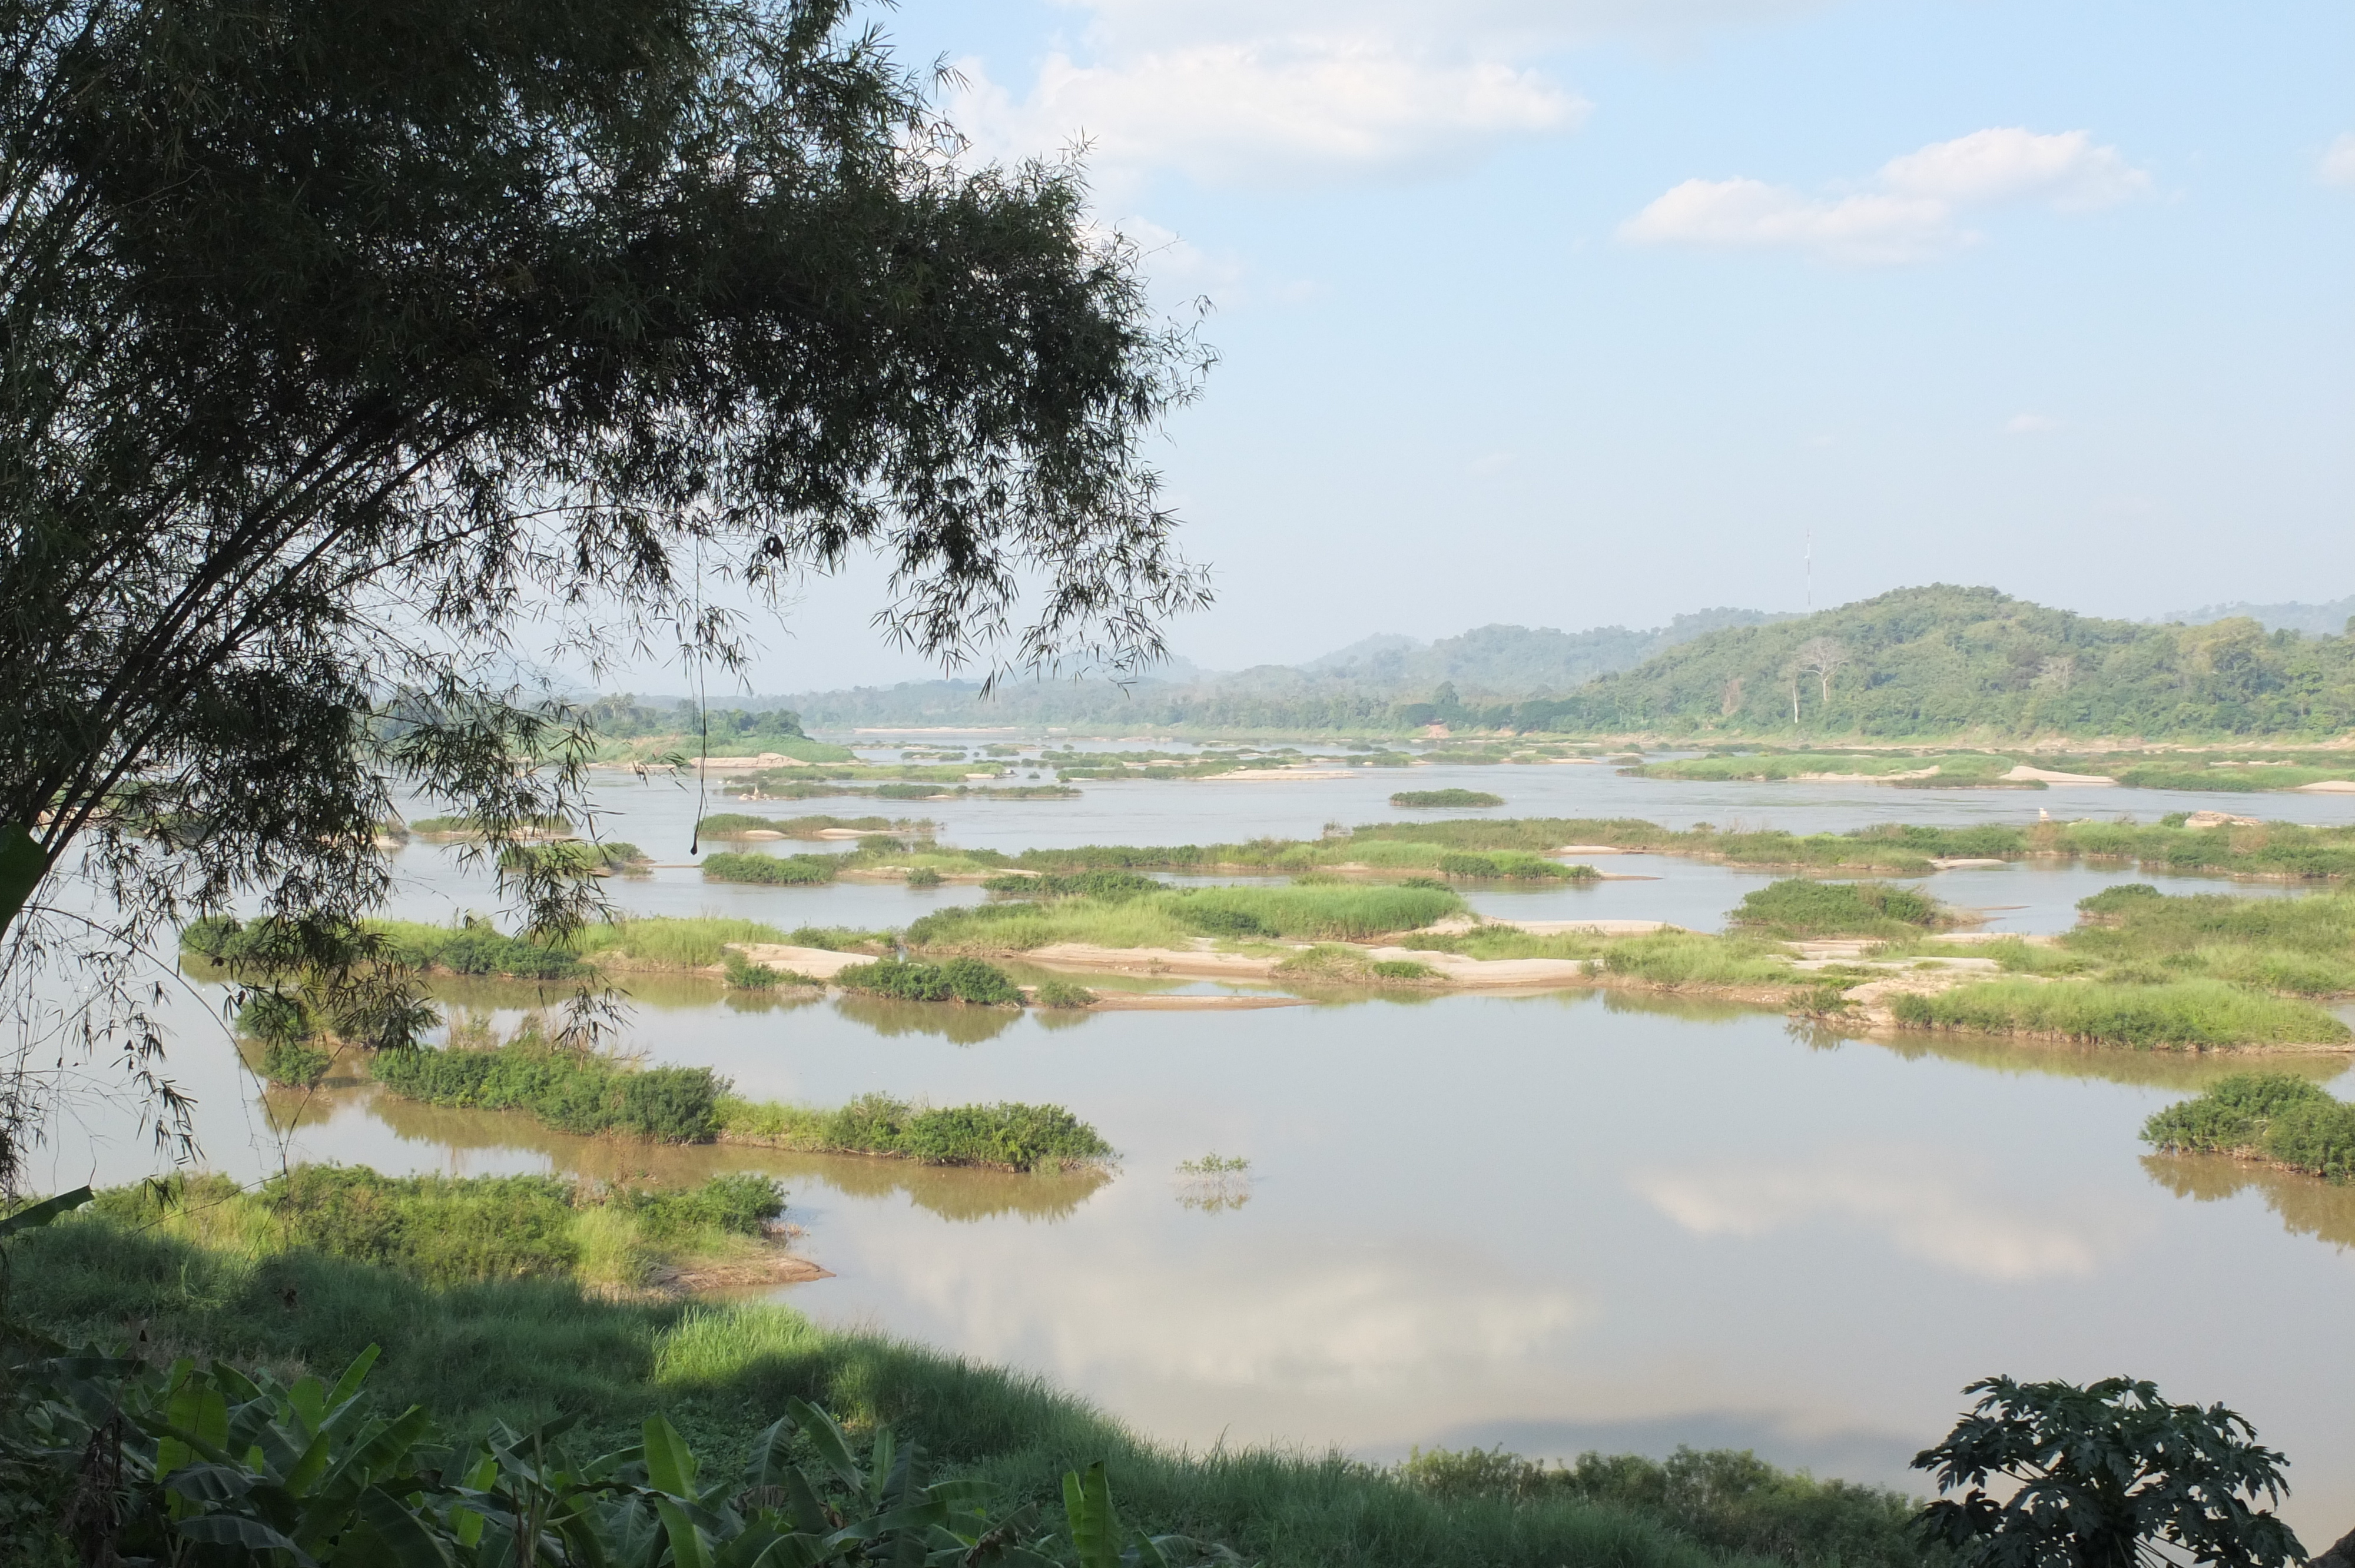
[2144,1072,2355,1182]
[1392,788,1504,808]
[184,808,2355,1048]
[244,1008,1115,1174]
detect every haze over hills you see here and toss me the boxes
[698,610,1789,729]
[2160,596,2355,637]
[608,589,2355,739]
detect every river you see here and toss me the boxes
[33,742,2355,1536]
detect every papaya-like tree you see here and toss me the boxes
[1913,1375,2304,1568]
[0,0,1209,1183]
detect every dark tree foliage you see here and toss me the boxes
[0,0,1208,1184]
[1912,1376,2303,1568]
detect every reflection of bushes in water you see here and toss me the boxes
[1599,988,1777,1025]
[2142,1150,2355,1252]
[832,993,1022,1043]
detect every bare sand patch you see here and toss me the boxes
[731,944,875,979]
[2296,780,2355,794]
[2002,765,2117,785]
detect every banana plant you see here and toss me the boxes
[4,1305,1253,1567]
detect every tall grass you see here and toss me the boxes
[81,1168,782,1290]
[701,850,840,885]
[570,915,792,969]
[2144,1073,2355,1180]
[10,1211,1891,1568]
[1890,979,2349,1049]
[907,883,1463,951]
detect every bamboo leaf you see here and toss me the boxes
[644,1414,700,1497]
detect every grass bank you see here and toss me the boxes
[1888,978,2349,1050]
[6,1201,1927,1568]
[78,1166,784,1292]
[1729,879,1953,939]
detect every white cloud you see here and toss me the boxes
[2321,133,2355,188]
[1620,128,2151,265]
[954,41,1585,190]
[1879,128,2150,210]
[2005,413,2061,434]
[1633,1149,2142,1281]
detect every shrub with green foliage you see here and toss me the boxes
[723,951,819,989]
[260,1039,332,1088]
[371,1042,725,1142]
[834,956,1020,1004]
[718,1091,1113,1170]
[2143,1073,2355,1180]
[1031,977,1097,1008]
[905,865,944,887]
[1400,1444,1926,1568]
[1392,789,1505,808]
[701,850,840,885]
[1732,879,1945,937]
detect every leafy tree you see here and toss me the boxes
[0,0,1208,1184]
[1912,1375,2304,1568]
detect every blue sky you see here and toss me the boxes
[629,0,2354,692]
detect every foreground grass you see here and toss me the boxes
[8,1208,1926,1568]
[82,1167,783,1291]
[1889,978,2349,1050]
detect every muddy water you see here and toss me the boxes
[37,753,2355,1537]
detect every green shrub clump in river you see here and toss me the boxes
[373,1040,727,1141]
[8,1197,1895,1568]
[834,956,1023,1004]
[699,849,842,885]
[2144,1072,2355,1180]
[1890,978,2349,1049]
[1392,788,1504,808]
[1731,878,1948,938]
[717,1092,1112,1171]
[369,1038,1109,1170]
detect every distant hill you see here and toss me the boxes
[1291,610,1787,693]
[755,609,1784,730]
[2161,596,2355,638]
[1527,584,2355,739]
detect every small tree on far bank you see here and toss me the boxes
[1912,1375,2304,1568]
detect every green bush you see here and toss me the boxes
[701,850,840,885]
[983,869,1166,899]
[1032,977,1097,1008]
[1733,879,1943,936]
[2144,1072,2355,1179]
[1393,789,1505,808]
[371,1042,724,1141]
[1399,1444,1926,1568]
[260,1038,331,1087]
[905,865,944,888]
[235,988,314,1043]
[835,956,1020,1004]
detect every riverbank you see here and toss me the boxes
[5,1191,1932,1568]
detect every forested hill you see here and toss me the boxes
[1524,584,2355,739]
[761,610,1782,730]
